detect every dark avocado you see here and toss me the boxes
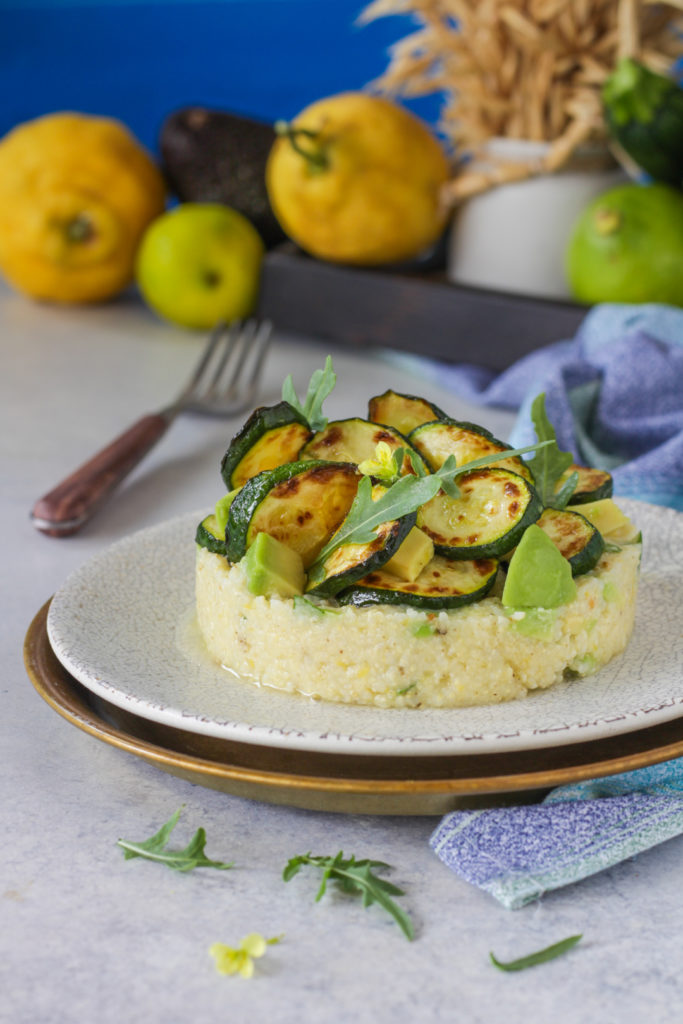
[159,106,286,247]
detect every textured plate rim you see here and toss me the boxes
[44,500,683,757]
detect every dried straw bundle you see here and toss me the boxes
[360,0,683,200]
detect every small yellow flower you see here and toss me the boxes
[358,441,399,482]
[210,933,281,979]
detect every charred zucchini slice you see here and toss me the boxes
[337,555,499,610]
[306,509,416,597]
[195,513,226,555]
[417,468,542,559]
[536,507,605,576]
[220,401,313,489]
[299,418,429,475]
[368,389,447,436]
[409,418,534,482]
[225,460,360,568]
[556,464,613,505]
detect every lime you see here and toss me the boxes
[136,203,264,330]
[565,182,683,307]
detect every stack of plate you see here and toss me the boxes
[24,502,683,815]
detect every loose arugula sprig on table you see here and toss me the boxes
[283,852,414,941]
[526,393,579,509]
[282,356,337,432]
[308,439,553,579]
[117,808,234,872]
[490,933,583,972]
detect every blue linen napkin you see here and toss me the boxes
[391,302,683,906]
[430,759,683,910]
[387,302,683,509]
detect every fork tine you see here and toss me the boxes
[204,320,243,391]
[209,319,258,396]
[181,318,273,417]
[180,320,229,399]
[245,320,273,392]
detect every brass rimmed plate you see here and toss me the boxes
[25,600,683,815]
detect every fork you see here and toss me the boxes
[31,318,273,537]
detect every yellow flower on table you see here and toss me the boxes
[210,933,282,978]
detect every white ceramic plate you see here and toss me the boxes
[47,500,683,756]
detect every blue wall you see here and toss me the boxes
[0,1,443,155]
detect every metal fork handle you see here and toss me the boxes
[31,412,172,537]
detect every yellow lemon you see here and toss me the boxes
[266,92,450,265]
[0,112,166,303]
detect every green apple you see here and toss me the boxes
[135,203,265,329]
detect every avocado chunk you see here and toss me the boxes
[567,498,637,543]
[502,524,577,609]
[384,526,435,582]
[215,487,241,536]
[244,532,305,598]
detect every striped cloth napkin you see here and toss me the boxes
[430,759,683,909]
[404,302,683,906]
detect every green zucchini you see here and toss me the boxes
[556,464,613,505]
[306,508,416,597]
[337,555,499,610]
[220,401,312,489]
[603,58,683,186]
[195,513,226,555]
[225,460,360,568]
[409,418,535,482]
[536,507,605,576]
[367,389,447,436]
[299,417,429,475]
[417,467,542,560]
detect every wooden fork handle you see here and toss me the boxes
[31,413,171,537]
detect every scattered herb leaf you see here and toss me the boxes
[210,934,283,978]
[282,356,336,432]
[309,441,551,575]
[490,933,583,972]
[117,809,233,873]
[283,851,414,941]
[603,542,622,553]
[411,622,436,638]
[396,682,418,695]
[293,595,341,617]
[527,394,578,508]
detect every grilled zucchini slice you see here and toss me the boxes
[417,468,542,559]
[337,555,499,610]
[409,418,534,482]
[195,513,226,555]
[536,507,605,575]
[556,464,613,505]
[225,460,360,568]
[220,401,313,489]
[299,418,429,475]
[368,389,447,436]
[307,510,416,597]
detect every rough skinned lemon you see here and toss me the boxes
[0,112,166,303]
[266,92,450,265]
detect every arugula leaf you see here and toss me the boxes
[283,851,414,941]
[490,934,582,972]
[282,356,336,432]
[117,809,234,873]
[308,441,551,576]
[293,595,341,617]
[527,393,578,509]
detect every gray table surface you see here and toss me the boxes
[3,280,681,1024]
